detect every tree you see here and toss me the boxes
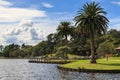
[21,45,33,58]
[2,44,21,58]
[2,46,10,57]
[57,22,73,45]
[74,2,109,63]
[108,29,120,38]
[32,41,48,57]
[56,46,71,59]
[47,33,55,53]
[96,42,115,57]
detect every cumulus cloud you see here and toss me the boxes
[42,2,54,8]
[0,25,45,45]
[0,1,73,45]
[19,19,34,27]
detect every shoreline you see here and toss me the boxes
[57,65,120,73]
[28,58,120,73]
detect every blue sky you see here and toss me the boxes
[0,0,120,45]
[2,0,120,28]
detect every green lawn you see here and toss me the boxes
[61,57,120,70]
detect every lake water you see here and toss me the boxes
[0,59,119,80]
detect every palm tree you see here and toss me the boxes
[74,2,109,63]
[57,22,73,45]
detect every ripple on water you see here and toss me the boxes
[0,59,119,80]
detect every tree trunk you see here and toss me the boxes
[89,32,96,63]
[65,35,68,45]
[65,35,68,61]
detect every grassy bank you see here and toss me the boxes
[61,57,120,70]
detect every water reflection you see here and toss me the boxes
[0,59,119,80]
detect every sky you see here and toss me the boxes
[0,0,120,45]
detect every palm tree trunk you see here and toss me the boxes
[65,35,68,61]
[89,32,96,63]
[65,35,68,45]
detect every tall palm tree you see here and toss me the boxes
[74,2,109,63]
[57,22,73,45]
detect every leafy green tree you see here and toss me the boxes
[32,41,48,57]
[2,44,20,58]
[74,2,109,63]
[96,42,115,57]
[47,33,55,53]
[56,46,71,59]
[108,29,120,38]
[2,46,10,57]
[9,50,20,58]
[21,45,33,58]
[108,29,120,46]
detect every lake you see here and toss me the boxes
[0,59,119,80]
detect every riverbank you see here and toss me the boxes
[28,57,120,73]
[58,57,120,73]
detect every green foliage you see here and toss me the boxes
[74,2,109,34]
[2,44,33,58]
[21,45,33,58]
[108,29,120,38]
[2,44,19,57]
[57,22,74,45]
[32,41,53,57]
[3,46,10,57]
[97,42,115,57]
[56,46,71,59]
[74,1,109,63]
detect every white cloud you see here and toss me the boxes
[112,1,120,5]
[110,17,120,24]
[0,25,45,45]
[19,19,34,27]
[0,1,74,45]
[42,2,54,8]
[109,24,120,30]
[0,0,47,23]
[0,6,46,22]
[109,17,120,30]
[0,0,12,7]
[0,11,74,45]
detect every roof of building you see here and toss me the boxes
[115,47,120,50]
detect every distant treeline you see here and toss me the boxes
[0,28,119,58]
